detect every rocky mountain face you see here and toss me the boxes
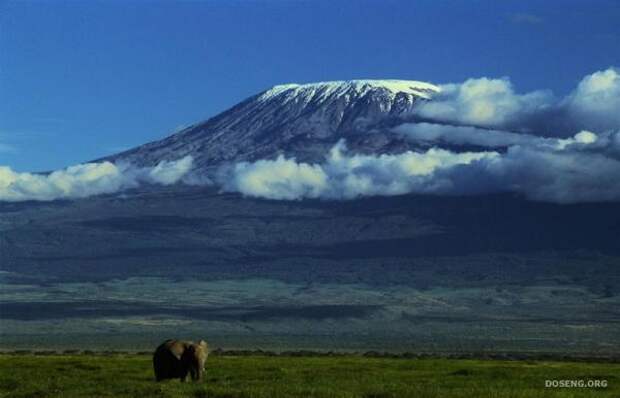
[102,80,439,169]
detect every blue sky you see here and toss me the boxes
[1,0,619,171]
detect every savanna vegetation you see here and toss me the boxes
[0,353,617,398]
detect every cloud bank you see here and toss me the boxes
[220,129,620,203]
[393,123,543,148]
[0,156,193,202]
[218,141,496,200]
[415,77,554,130]
[414,67,620,136]
[562,68,620,132]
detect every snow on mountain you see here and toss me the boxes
[258,80,440,102]
[103,80,440,170]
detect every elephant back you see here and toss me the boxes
[158,339,190,360]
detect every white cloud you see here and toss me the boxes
[394,123,607,153]
[393,122,542,148]
[322,141,495,199]
[219,140,498,200]
[562,68,620,132]
[415,78,553,129]
[555,130,598,150]
[219,155,328,200]
[219,131,620,204]
[445,134,620,203]
[414,68,620,136]
[0,156,193,202]
[147,156,194,185]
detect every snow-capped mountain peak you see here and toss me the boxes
[104,79,440,169]
[259,79,440,103]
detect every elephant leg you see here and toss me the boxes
[153,360,165,381]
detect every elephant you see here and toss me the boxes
[153,339,209,382]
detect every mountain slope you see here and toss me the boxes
[103,80,440,169]
[3,79,620,354]
[2,187,619,353]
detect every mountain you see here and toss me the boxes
[102,80,439,169]
[2,79,619,355]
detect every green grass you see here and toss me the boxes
[0,354,617,398]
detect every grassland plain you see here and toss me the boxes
[0,353,617,398]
